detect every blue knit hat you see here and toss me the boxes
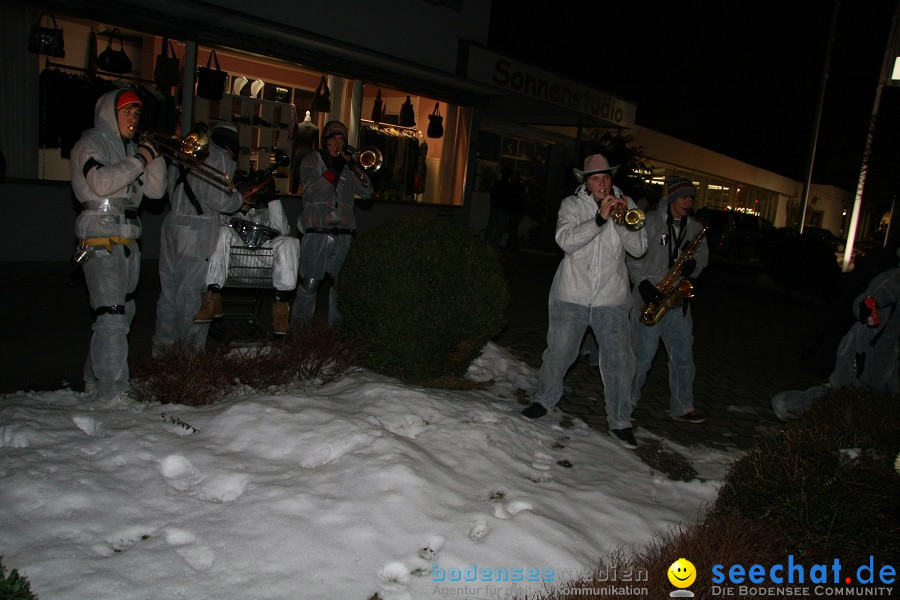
[665,175,696,204]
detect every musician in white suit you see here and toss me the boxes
[627,175,709,425]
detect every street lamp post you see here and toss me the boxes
[842,0,900,272]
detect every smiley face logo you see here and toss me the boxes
[668,558,697,588]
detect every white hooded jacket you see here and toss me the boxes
[549,184,648,307]
[70,89,166,240]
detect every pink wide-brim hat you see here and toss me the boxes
[573,154,619,182]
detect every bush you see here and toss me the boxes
[0,556,38,600]
[338,214,509,383]
[131,321,357,405]
[710,386,899,563]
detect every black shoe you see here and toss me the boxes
[521,402,548,419]
[672,410,706,424]
[608,427,638,449]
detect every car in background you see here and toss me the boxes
[800,226,845,253]
[694,207,774,260]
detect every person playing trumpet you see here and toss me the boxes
[627,175,709,425]
[522,154,648,450]
[292,120,372,326]
[70,89,167,400]
[152,123,247,354]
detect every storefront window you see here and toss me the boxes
[357,84,471,206]
[34,17,474,207]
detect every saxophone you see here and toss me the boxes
[639,226,708,327]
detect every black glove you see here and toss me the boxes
[680,258,697,278]
[639,279,663,305]
[595,210,607,227]
[858,300,873,323]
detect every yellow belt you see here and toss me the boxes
[80,237,136,252]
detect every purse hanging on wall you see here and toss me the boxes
[310,76,331,113]
[28,11,65,58]
[399,95,416,127]
[197,50,228,100]
[370,89,384,123]
[426,102,443,139]
[153,37,180,89]
[97,29,132,74]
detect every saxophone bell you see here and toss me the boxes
[639,226,708,327]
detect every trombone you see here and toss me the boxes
[132,127,235,191]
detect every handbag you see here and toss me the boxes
[426,102,443,138]
[399,95,415,127]
[153,38,180,89]
[370,89,383,123]
[197,50,228,100]
[28,12,65,58]
[310,75,331,113]
[97,29,132,74]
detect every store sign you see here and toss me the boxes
[466,46,635,127]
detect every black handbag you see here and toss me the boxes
[97,29,132,74]
[28,12,65,58]
[153,38,180,89]
[197,50,228,100]
[370,89,384,123]
[399,95,415,127]
[310,76,331,113]
[427,102,443,138]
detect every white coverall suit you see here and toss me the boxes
[152,140,244,354]
[70,89,166,400]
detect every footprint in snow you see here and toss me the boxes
[531,451,555,470]
[417,534,445,560]
[163,527,216,571]
[72,414,107,437]
[469,517,489,542]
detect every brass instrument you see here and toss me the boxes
[132,127,234,191]
[345,145,383,173]
[343,145,383,183]
[609,203,646,230]
[640,226,708,326]
[605,186,645,230]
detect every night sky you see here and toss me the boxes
[488,1,899,197]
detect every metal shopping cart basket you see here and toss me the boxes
[209,244,275,343]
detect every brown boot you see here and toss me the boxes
[272,300,291,335]
[193,292,223,323]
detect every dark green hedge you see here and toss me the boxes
[338,214,509,382]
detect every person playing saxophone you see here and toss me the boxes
[627,175,709,424]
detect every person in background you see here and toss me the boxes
[193,176,300,336]
[152,123,246,355]
[505,171,526,253]
[521,154,648,450]
[291,120,372,326]
[484,166,512,247]
[628,175,709,425]
[70,89,166,401]
[772,246,900,420]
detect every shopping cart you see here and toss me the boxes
[209,245,275,342]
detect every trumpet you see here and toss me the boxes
[344,145,384,183]
[609,203,646,230]
[132,127,234,191]
[344,145,383,172]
